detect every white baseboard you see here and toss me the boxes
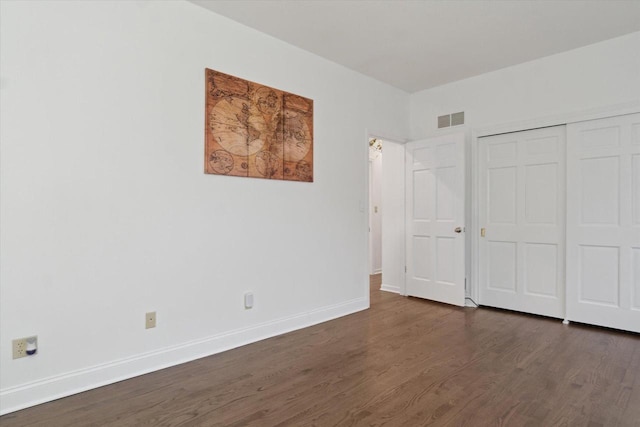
[380,283,401,294]
[0,297,368,416]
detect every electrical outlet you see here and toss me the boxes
[12,336,37,359]
[145,312,156,329]
[12,338,27,359]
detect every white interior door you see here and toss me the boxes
[566,113,640,333]
[405,133,465,306]
[478,126,566,318]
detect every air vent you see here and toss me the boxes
[437,115,451,128]
[437,111,465,128]
[451,112,465,126]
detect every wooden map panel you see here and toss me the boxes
[205,69,313,182]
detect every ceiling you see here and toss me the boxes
[190,1,640,93]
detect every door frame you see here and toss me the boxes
[368,158,375,275]
[470,101,640,305]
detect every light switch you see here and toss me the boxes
[244,292,254,309]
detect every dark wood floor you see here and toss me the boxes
[3,275,640,426]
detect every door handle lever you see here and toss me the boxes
[454,227,462,233]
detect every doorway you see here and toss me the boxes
[369,138,383,276]
[367,136,405,295]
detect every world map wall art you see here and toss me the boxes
[205,69,314,182]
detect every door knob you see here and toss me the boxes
[454,227,462,233]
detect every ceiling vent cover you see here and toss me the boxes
[451,112,465,126]
[438,111,465,128]
[437,115,451,128]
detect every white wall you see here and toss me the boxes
[369,152,382,274]
[381,140,405,294]
[410,32,640,138]
[0,0,409,413]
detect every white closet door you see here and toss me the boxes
[479,126,566,318]
[566,113,640,333]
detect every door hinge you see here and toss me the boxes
[405,266,407,273]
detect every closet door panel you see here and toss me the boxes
[566,113,640,333]
[479,126,565,318]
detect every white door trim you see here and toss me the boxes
[368,159,375,275]
[470,101,640,304]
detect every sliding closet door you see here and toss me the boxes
[478,126,566,318]
[566,113,640,333]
